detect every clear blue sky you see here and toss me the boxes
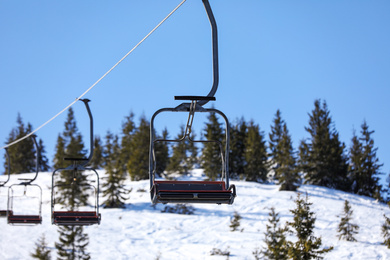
[1,1,389,180]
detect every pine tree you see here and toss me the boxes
[201,112,224,180]
[349,121,383,199]
[5,113,36,174]
[31,233,51,260]
[154,128,170,176]
[269,110,300,191]
[166,125,197,176]
[53,107,88,210]
[298,99,349,191]
[229,211,242,232]
[90,135,104,169]
[102,132,131,208]
[382,214,390,248]
[229,118,247,179]
[127,116,150,181]
[243,120,268,183]
[260,207,288,260]
[55,225,90,260]
[287,193,333,259]
[337,200,359,242]
[120,111,136,173]
[37,138,50,171]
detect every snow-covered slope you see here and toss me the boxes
[1,170,389,259]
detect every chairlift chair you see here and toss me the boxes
[149,0,236,205]
[7,135,43,225]
[0,148,11,217]
[51,99,101,226]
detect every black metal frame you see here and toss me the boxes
[7,135,43,225]
[0,148,11,217]
[149,0,236,205]
[51,99,101,226]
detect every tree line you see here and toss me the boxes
[2,99,386,202]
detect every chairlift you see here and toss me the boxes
[7,135,43,225]
[149,0,236,205]
[0,148,11,217]
[51,99,101,226]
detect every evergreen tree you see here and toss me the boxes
[298,99,349,191]
[127,116,150,180]
[55,225,90,260]
[166,125,197,176]
[53,107,89,210]
[102,132,131,208]
[287,193,333,259]
[5,113,36,174]
[382,214,390,248]
[154,128,170,176]
[90,135,104,169]
[31,233,51,260]
[37,138,50,171]
[243,120,268,182]
[229,211,242,232]
[269,110,300,191]
[337,200,359,242]
[349,121,383,199]
[201,112,224,180]
[229,118,247,179]
[120,111,136,174]
[259,207,288,260]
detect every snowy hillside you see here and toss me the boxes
[1,170,390,259]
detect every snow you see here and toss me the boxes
[1,170,390,259]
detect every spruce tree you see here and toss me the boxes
[260,207,288,260]
[55,225,90,260]
[5,113,36,174]
[382,214,390,248]
[298,99,349,191]
[127,116,150,180]
[349,121,383,199]
[37,138,50,171]
[90,135,104,169]
[287,193,333,259]
[120,111,136,174]
[154,128,170,176]
[243,120,268,183]
[229,211,242,232]
[31,234,51,260]
[102,131,131,208]
[337,200,359,242]
[166,125,197,176]
[269,110,300,191]
[201,112,224,180]
[229,118,247,179]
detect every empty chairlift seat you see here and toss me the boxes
[52,211,101,226]
[151,180,236,204]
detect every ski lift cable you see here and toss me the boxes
[0,0,187,151]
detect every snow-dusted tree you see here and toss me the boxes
[244,120,268,182]
[287,193,333,259]
[382,214,390,248]
[55,225,90,260]
[31,234,51,260]
[260,207,288,260]
[269,110,300,191]
[102,131,131,208]
[230,211,242,232]
[298,99,349,191]
[337,200,359,242]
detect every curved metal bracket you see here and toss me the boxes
[175,0,219,107]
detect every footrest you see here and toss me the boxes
[53,211,101,226]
